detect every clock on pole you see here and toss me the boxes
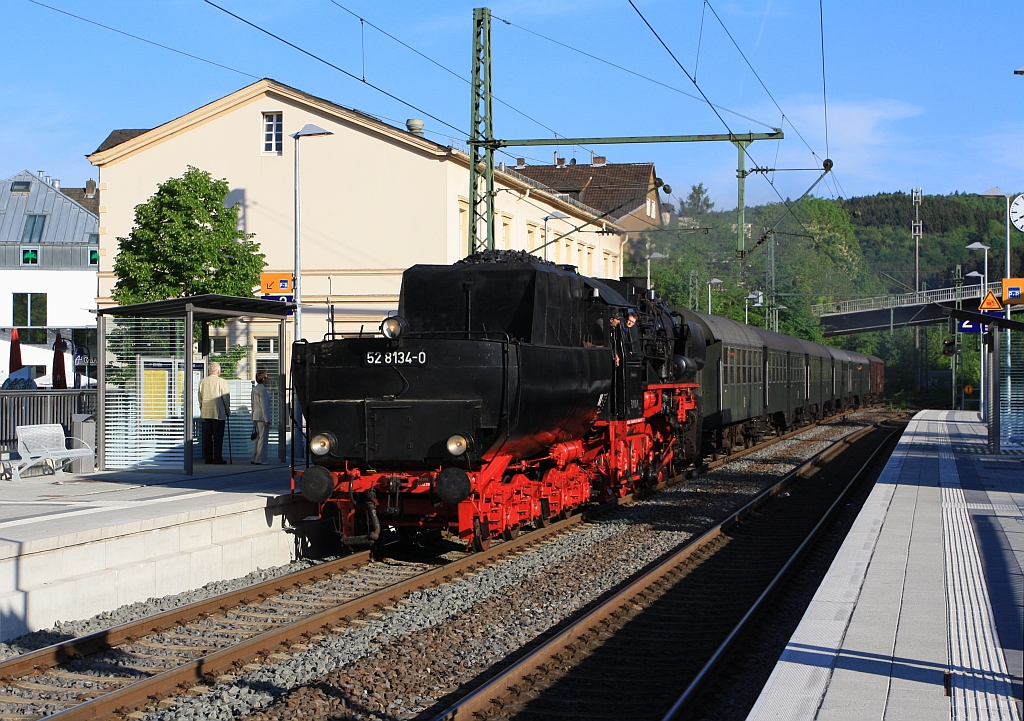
[1011,194,1024,233]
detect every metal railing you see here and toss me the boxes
[0,389,97,453]
[812,282,1002,317]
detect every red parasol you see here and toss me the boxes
[9,328,23,374]
[51,333,67,389]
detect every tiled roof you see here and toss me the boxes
[60,187,99,216]
[512,163,657,220]
[93,129,150,154]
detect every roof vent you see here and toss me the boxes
[569,158,576,166]
[85,179,97,198]
[52,179,60,189]
[38,170,44,179]
[44,176,51,185]
[405,118,425,136]
[592,155,607,167]
[498,162,506,172]
[516,158,526,169]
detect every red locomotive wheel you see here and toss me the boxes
[471,518,492,552]
[502,524,519,541]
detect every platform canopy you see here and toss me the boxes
[96,294,296,321]
[96,294,297,475]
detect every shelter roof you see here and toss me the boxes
[96,294,296,321]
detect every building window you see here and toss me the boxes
[263,112,283,153]
[210,337,228,354]
[21,247,39,265]
[88,233,99,245]
[22,215,45,243]
[256,337,279,354]
[10,181,30,193]
[89,249,99,265]
[13,293,47,344]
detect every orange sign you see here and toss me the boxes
[1002,278,1024,304]
[261,273,292,294]
[979,290,1004,311]
[964,384,975,396]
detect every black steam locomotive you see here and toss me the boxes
[292,254,882,550]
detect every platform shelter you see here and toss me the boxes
[95,295,295,474]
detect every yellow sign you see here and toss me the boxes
[964,384,975,395]
[1002,278,1024,304]
[261,273,292,294]
[979,290,1004,311]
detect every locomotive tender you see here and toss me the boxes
[292,254,883,550]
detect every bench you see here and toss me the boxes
[3,424,94,482]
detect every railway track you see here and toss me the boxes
[429,418,905,721]
[0,408,898,721]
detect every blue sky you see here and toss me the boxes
[3,0,1021,209]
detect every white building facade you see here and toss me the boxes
[0,171,99,386]
[87,79,625,379]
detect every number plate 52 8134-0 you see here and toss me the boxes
[364,350,427,366]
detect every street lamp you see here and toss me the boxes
[775,305,788,333]
[291,123,334,343]
[646,252,667,291]
[980,187,1011,320]
[542,211,569,262]
[745,293,759,324]
[966,242,990,297]
[707,278,723,314]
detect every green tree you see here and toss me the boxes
[679,182,715,217]
[112,166,265,304]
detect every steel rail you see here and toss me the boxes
[0,552,372,680]
[428,420,895,721]
[660,422,904,719]
[35,514,588,721]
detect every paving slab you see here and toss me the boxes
[747,410,1023,720]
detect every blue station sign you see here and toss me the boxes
[261,294,294,315]
[958,311,1002,334]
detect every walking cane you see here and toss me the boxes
[222,396,233,464]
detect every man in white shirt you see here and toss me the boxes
[198,362,230,464]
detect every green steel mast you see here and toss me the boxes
[468,7,495,255]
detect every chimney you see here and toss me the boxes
[516,158,525,169]
[405,118,425,136]
[85,179,97,198]
[44,176,51,185]
[556,157,566,168]
[498,161,506,172]
[38,170,44,179]
[592,155,607,167]
[52,179,60,189]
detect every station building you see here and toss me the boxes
[0,170,99,386]
[87,78,656,381]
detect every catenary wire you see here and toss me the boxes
[626,1,817,246]
[492,14,778,132]
[26,0,260,80]
[819,0,829,158]
[703,0,823,163]
[328,0,596,154]
[202,0,467,138]
[694,0,708,82]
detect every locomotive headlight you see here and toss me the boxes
[310,433,335,456]
[380,316,409,340]
[446,434,469,456]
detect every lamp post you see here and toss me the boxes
[707,278,723,314]
[291,124,334,343]
[646,252,667,291]
[775,305,788,333]
[745,293,759,324]
[967,270,986,417]
[980,188,1011,320]
[542,211,569,262]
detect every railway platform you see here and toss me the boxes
[749,409,1023,720]
[0,462,310,642]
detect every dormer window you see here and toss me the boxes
[22,214,45,243]
[11,181,30,192]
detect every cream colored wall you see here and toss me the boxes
[94,86,622,361]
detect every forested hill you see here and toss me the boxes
[842,192,1004,234]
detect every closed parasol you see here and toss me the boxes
[9,328,23,374]
[51,333,67,389]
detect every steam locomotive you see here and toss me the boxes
[292,254,883,550]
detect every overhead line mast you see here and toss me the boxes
[466,7,784,259]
